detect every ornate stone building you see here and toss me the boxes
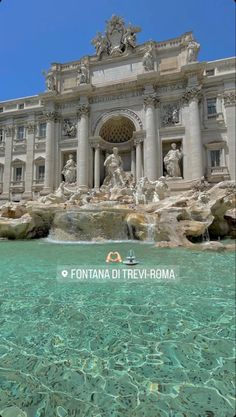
[0,16,235,201]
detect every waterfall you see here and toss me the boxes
[147,223,155,242]
[202,227,210,242]
[127,223,134,240]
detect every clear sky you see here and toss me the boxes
[0,0,235,101]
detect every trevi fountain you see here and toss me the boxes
[0,146,235,417]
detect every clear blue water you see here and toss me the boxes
[0,240,235,417]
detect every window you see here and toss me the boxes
[39,123,46,138]
[206,69,215,76]
[18,103,24,110]
[0,165,3,182]
[210,150,221,167]
[0,107,3,113]
[17,126,25,140]
[0,129,3,143]
[207,98,217,117]
[38,165,45,181]
[15,166,23,182]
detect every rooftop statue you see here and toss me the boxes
[77,61,89,85]
[91,15,141,58]
[143,44,155,71]
[187,39,200,63]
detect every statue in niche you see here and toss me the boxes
[164,143,183,178]
[77,62,89,85]
[143,45,155,71]
[63,120,77,138]
[103,147,126,188]
[187,40,200,63]
[91,32,108,59]
[61,154,77,184]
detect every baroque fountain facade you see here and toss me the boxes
[0,16,235,246]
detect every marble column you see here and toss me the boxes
[135,138,143,181]
[155,102,162,178]
[94,144,100,189]
[1,125,14,200]
[43,111,57,194]
[144,94,158,181]
[77,104,89,190]
[182,87,203,179]
[131,147,136,178]
[23,122,36,199]
[223,91,236,180]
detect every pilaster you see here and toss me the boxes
[1,124,14,200]
[77,104,90,190]
[223,90,236,180]
[23,121,36,199]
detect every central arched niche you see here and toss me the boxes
[99,116,135,143]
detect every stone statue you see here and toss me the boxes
[162,105,179,126]
[123,24,140,51]
[172,108,179,124]
[187,40,200,63]
[77,62,89,85]
[92,16,141,58]
[63,120,77,138]
[143,45,154,71]
[45,73,57,92]
[39,182,67,204]
[91,32,108,59]
[103,147,126,188]
[61,154,77,184]
[153,176,169,201]
[164,143,183,178]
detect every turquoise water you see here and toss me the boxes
[0,240,235,417]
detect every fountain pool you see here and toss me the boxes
[0,240,235,417]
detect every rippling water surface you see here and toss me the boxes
[0,240,235,417]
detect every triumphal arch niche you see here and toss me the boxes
[0,14,235,201]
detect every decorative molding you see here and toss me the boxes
[93,108,143,136]
[223,91,236,106]
[77,105,90,118]
[143,94,159,108]
[26,123,37,134]
[44,111,60,122]
[5,126,14,137]
[181,87,202,104]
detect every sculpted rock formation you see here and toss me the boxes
[0,181,235,248]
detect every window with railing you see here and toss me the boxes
[210,150,221,167]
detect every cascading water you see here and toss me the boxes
[202,227,210,242]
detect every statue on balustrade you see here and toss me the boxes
[164,143,183,178]
[61,154,77,184]
[143,45,155,71]
[187,40,200,63]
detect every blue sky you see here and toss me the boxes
[0,0,235,101]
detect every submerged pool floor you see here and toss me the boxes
[0,240,235,417]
